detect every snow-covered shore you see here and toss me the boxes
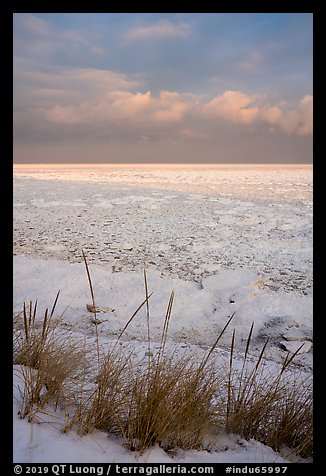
[13,164,313,463]
[13,254,313,368]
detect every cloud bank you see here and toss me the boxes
[13,64,313,144]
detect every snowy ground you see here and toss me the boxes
[13,164,313,463]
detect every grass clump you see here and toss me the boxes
[13,293,87,418]
[63,346,131,436]
[224,324,313,461]
[124,342,223,453]
[265,376,313,459]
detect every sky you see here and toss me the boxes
[13,13,313,164]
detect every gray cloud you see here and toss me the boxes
[123,20,192,42]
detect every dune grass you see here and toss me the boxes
[224,324,312,459]
[13,294,88,419]
[121,290,227,453]
[13,251,313,461]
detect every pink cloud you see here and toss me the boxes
[151,91,192,122]
[201,90,259,125]
[14,80,313,139]
[296,95,313,135]
[200,90,313,136]
[43,90,193,125]
[261,105,283,125]
[108,91,152,120]
[261,95,313,135]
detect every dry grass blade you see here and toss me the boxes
[238,322,254,396]
[23,302,29,343]
[113,292,153,349]
[82,249,96,316]
[32,299,37,325]
[50,290,60,318]
[143,270,151,373]
[82,249,100,370]
[280,342,306,374]
[199,311,235,373]
[226,328,236,426]
[156,291,174,372]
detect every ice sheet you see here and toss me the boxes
[13,164,313,295]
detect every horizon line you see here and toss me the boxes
[13,162,312,167]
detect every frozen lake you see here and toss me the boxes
[13,163,313,368]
